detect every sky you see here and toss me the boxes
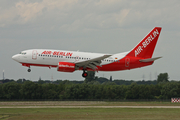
[0,0,180,81]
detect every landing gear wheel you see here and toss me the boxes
[82,72,88,78]
[27,68,31,72]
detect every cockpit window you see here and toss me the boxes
[19,52,26,55]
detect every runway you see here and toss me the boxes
[1,106,180,108]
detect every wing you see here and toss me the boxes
[75,55,111,70]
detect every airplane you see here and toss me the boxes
[12,27,162,78]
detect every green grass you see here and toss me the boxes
[0,108,180,120]
[0,101,180,120]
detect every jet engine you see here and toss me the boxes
[57,62,75,72]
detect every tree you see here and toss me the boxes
[157,73,169,83]
[96,77,109,84]
[38,80,45,84]
[17,79,23,83]
[19,81,43,99]
[84,71,95,83]
[102,81,116,85]
[160,82,179,99]
[110,76,112,82]
[2,82,21,99]
[125,82,139,99]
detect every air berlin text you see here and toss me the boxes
[59,64,75,68]
[41,51,73,56]
[135,29,159,57]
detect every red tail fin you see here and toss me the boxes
[126,27,162,58]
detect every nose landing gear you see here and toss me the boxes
[27,67,31,72]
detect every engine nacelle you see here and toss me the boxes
[57,62,75,72]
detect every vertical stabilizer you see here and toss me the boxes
[126,27,162,58]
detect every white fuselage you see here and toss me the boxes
[12,49,128,70]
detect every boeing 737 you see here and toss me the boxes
[12,27,162,78]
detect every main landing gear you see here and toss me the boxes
[27,67,31,72]
[82,70,88,78]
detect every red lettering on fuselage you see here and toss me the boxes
[53,51,59,55]
[41,51,73,56]
[42,51,52,55]
[59,52,65,56]
[66,52,73,56]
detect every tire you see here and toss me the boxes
[27,69,31,72]
[82,72,88,78]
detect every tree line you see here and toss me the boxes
[0,72,169,85]
[0,80,180,100]
[0,72,179,100]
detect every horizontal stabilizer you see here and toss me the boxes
[139,57,162,62]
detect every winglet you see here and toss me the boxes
[126,27,162,58]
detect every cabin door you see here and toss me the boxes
[32,50,37,60]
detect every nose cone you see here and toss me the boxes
[12,54,20,62]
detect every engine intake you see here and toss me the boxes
[57,62,75,72]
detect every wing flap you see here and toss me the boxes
[75,54,111,69]
[91,61,101,66]
[87,64,97,70]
